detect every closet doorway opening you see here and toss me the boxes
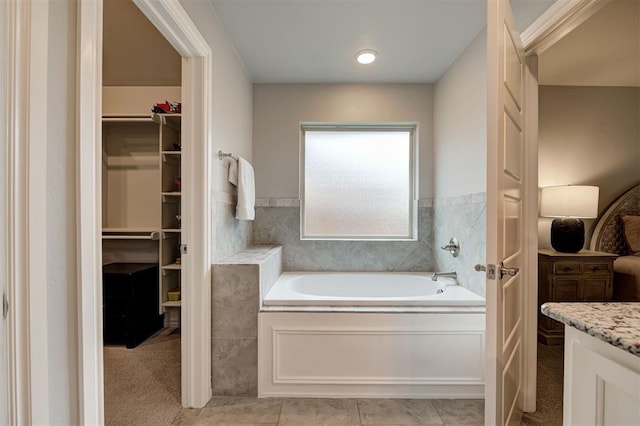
[102,0,183,422]
[77,0,214,422]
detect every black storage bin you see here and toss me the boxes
[103,263,162,348]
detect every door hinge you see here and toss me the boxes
[474,264,496,280]
[179,243,188,255]
[2,292,8,320]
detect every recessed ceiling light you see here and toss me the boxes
[355,49,377,65]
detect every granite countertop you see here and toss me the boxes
[541,302,640,357]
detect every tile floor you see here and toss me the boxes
[104,328,562,426]
[171,397,485,425]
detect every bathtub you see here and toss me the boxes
[258,272,486,399]
[263,271,485,306]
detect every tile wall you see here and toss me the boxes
[214,191,252,260]
[251,194,485,296]
[252,198,434,272]
[432,193,486,297]
[212,246,282,396]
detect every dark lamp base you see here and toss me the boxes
[550,218,585,253]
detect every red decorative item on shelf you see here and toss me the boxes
[151,101,181,114]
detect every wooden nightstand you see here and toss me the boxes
[537,249,617,345]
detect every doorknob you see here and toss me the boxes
[499,262,519,279]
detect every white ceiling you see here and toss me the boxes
[103,0,637,88]
[208,0,556,84]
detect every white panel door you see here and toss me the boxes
[486,0,527,425]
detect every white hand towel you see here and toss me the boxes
[235,157,255,221]
[227,158,238,186]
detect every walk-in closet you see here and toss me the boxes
[102,0,183,423]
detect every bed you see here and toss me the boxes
[590,184,640,300]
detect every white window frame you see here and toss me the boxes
[300,123,418,241]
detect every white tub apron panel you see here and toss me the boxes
[259,312,485,398]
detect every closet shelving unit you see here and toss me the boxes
[101,113,183,324]
[156,113,182,325]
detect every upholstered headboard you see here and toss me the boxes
[590,184,640,255]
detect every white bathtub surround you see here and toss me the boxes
[252,202,434,271]
[432,192,486,297]
[211,246,282,395]
[259,271,486,398]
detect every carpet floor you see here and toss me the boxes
[104,328,182,426]
[521,342,564,425]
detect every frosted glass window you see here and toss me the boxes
[301,125,417,240]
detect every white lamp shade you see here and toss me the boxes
[540,185,599,219]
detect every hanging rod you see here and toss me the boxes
[101,230,160,240]
[218,150,238,161]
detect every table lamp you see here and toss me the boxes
[540,185,599,253]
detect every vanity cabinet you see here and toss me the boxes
[537,249,617,345]
[541,303,640,425]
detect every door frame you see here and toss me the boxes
[4,0,52,423]
[76,0,213,423]
[514,0,613,416]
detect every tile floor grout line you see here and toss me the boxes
[430,399,445,425]
[277,397,284,425]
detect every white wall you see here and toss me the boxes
[253,83,434,199]
[430,28,487,296]
[539,0,640,87]
[46,1,79,423]
[103,0,181,87]
[538,85,640,248]
[433,28,487,199]
[102,86,181,115]
[180,0,253,260]
[180,0,253,197]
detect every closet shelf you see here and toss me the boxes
[162,230,181,240]
[162,263,182,270]
[161,300,181,308]
[152,113,181,127]
[162,152,181,163]
[162,192,181,203]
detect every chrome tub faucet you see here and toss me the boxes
[431,271,457,281]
